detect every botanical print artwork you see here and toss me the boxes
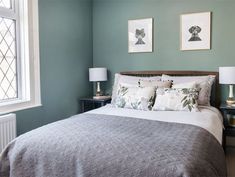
[128,18,153,53]
[180,12,211,50]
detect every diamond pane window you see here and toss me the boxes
[0,0,11,9]
[0,17,17,101]
[0,0,41,113]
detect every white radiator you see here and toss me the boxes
[0,114,16,153]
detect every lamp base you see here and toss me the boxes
[95,82,103,96]
[226,97,235,105]
[95,92,102,96]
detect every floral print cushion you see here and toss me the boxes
[161,74,215,106]
[111,74,161,105]
[152,88,200,112]
[138,79,172,88]
[115,85,156,111]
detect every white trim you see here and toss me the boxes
[29,0,41,105]
[0,100,42,114]
[0,0,41,114]
[0,0,16,19]
[16,0,22,100]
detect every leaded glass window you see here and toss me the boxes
[0,17,17,101]
[0,0,41,113]
[0,0,17,102]
[0,0,11,9]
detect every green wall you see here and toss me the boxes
[15,0,93,135]
[93,0,235,98]
[14,0,235,135]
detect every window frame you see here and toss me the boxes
[0,0,41,114]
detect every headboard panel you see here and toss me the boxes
[119,70,219,108]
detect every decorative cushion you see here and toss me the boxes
[111,74,161,104]
[115,85,156,111]
[161,74,215,106]
[152,88,200,112]
[138,80,172,88]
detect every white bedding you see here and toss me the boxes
[87,104,223,144]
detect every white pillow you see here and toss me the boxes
[111,73,161,104]
[161,74,215,106]
[115,84,156,111]
[172,81,197,89]
[152,88,200,112]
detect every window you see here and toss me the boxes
[0,0,41,114]
[0,1,17,102]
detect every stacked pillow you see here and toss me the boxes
[161,74,215,106]
[115,85,156,111]
[111,73,162,105]
[111,73,215,112]
[152,88,200,112]
[111,73,161,105]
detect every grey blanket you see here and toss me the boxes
[0,113,226,177]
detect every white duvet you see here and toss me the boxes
[87,104,224,144]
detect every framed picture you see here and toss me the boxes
[180,12,211,51]
[128,18,153,53]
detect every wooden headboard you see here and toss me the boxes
[119,70,219,108]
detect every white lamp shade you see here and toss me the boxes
[219,67,235,84]
[89,67,107,82]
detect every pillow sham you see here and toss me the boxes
[115,85,156,111]
[111,73,161,104]
[152,88,200,112]
[161,74,215,106]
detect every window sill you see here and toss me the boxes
[0,101,42,115]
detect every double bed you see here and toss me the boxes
[0,71,227,177]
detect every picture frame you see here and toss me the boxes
[128,18,153,53]
[180,12,211,51]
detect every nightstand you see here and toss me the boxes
[220,102,235,149]
[80,97,111,113]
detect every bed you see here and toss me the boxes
[0,70,226,177]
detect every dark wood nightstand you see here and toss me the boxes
[80,97,111,113]
[220,102,235,149]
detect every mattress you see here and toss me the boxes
[88,104,224,144]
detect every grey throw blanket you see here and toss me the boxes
[0,113,226,177]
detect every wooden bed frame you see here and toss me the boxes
[119,70,219,108]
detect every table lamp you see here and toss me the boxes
[89,67,107,97]
[219,67,235,105]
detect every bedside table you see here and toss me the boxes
[220,102,235,149]
[80,97,111,113]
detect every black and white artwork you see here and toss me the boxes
[135,29,146,45]
[128,18,153,53]
[181,12,211,50]
[188,26,202,41]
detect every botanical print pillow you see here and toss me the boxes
[161,74,215,106]
[115,85,156,111]
[111,74,161,105]
[152,88,200,112]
